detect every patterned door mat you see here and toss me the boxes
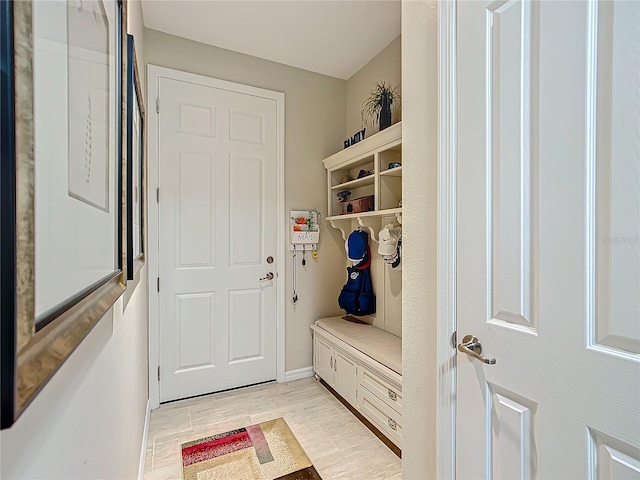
[181,418,322,480]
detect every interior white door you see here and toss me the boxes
[456,0,640,478]
[158,76,278,402]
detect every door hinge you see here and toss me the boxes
[157,277,160,292]
[156,97,160,113]
[156,187,159,203]
[157,366,160,381]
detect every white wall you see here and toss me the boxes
[143,28,348,373]
[1,2,149,479]
[1,270,149,480]
[401,1,439,478]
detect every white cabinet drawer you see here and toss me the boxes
[359,364,402,415]
[358,387,402,448]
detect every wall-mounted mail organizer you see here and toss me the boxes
[290,210,320,252]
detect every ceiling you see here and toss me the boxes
[141,0,401,80]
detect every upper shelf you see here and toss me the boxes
[323,122,402,171]
[326,208,402,222]
[380,165,402,177]
[326,208,403,241]
[330,174,375,191]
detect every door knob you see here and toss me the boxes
[457,335,496,365]
[260,272,274,281]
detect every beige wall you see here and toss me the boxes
[128,0,145,88]
[346,35,401,138]
[401,1,439,478]
[339,35,403,337]
[144,28,348,372]
[1,3,149,478]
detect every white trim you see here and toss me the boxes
[284,366,314,382]
[437,1,458,478]
[146,65,286,408]
[276,80,286,384]
[148,64,160,409]
[584,0,597,353]
[138,399,151,480]
[322,122,402,170]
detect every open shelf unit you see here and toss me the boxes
[323,122,402,241]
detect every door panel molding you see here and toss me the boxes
[485,0,539,334]
[487,383,538,479]
[228,288,263,363]
[175,292,216,370]
[176,152,215,268]
[585,1,640,359]
[588,427,640,479]
[147,64,285,409]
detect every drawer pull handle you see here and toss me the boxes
[388,418,397,430]
[330,356,333,369]
[388,389,397,401]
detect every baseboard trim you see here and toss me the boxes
[284,366,314,382]
[138,399,151,480]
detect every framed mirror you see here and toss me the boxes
[126,33,145,281]
[1,0,128,429]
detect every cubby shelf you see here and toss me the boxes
[327,208,402,241]
[330,174,375,191]
[323,122,402,241]
[322,122,402,171]
[326,208,402,222]
[380,165,402,177]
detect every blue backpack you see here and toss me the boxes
[338,256,376,316]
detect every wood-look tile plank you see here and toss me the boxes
[144,378,402,479]
[147,406,191,441]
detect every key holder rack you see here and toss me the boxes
[290,209,320,252]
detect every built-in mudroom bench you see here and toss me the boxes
[312,122,404,452]
[311,316,402,450]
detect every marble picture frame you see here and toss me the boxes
[0,0,128,429]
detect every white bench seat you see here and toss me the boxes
[315,316,402,375]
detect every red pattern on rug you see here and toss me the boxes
[182,431,252,467]
[181,418,320,480]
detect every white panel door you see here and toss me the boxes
[158,76,278,402]
[456,1,640,478]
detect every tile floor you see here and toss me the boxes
[144,378,402,479]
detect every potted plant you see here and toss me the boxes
[361,81,400,132]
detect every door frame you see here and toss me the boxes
[146,64,286,409]
[437,1,458,477]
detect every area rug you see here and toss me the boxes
[181,418,322,480]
